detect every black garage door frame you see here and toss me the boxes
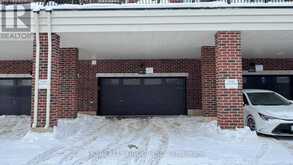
[97,76,188,116]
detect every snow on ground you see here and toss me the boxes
[30,2,293,11]
[0,115,30,139]
[278,138,293,155]
[0,115,293,165]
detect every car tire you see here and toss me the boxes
[247,115,256,131]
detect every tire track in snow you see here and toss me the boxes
[148,119,206,163]
[277,139,293,156]
[118,123,153,165]
[254,142,269,165]
[147,120,169,165]
[56,122,111,164]
[24,120,109,165]
[84,119,169,165]
[23,146,65,165]
[132,134,152,165]
[71,118,151,165]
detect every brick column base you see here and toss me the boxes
[215,32,244,129]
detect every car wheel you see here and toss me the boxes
[247,116,256,131]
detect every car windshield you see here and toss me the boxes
[247,92,291,106]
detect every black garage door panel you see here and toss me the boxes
[0,79,32,115]
[99,77,186,115]
[243,75,293,100]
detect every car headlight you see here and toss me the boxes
[258,113,279,121]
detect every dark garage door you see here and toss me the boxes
[243,75,293,100]
[0,78,32,115]
[98,77,186,116]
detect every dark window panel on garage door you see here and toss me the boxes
[0,78,31,115]
[243,75,291,100]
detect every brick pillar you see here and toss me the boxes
[60,48,79,118]
[201,46,216,117]
[215,32,244,129]
[32,33,61,127]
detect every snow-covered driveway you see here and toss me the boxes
[0,115,293,165]
[277,138,293,155]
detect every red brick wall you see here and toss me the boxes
[78,59,201,114]
[201,46,216,117]
[60,48,79,118]
[243,58,293,70]
[215,32,244,129]
[0,61,32,74]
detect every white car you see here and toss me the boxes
[243,89,293,136]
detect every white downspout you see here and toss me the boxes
[32,11,40,128]
[45,9,52,129]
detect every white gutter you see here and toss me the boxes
[32,11,40,128]
[45,10,52,129]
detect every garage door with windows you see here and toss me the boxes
[0,78,32,115]
[98,77,186,116]
[244,75,293,100]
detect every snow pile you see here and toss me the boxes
[22,131,56,143]
[0,114,293,165]
[0,115,58,165]
[0,115,30,139]
[53,115,106,139]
